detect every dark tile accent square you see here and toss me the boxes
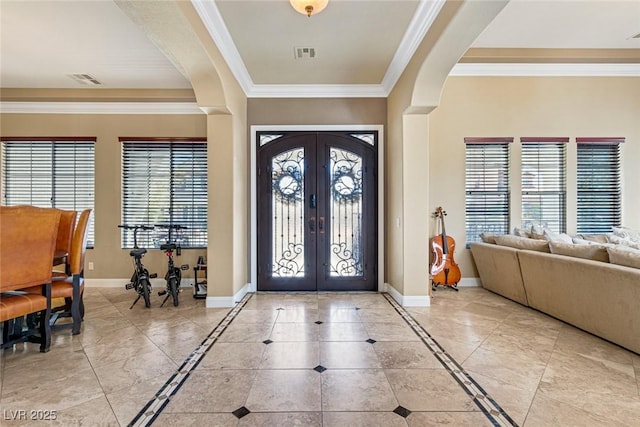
[393,405,412,418]
[366,338,377,344]
[315,320,323,324]
[313,365,327,373]
[232,406,251,419]
[263,339,273,345]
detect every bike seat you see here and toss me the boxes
[160,243,177,251]
[130,248,147,257]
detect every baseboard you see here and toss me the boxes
[385,282,431,307]
[206,283,250,308]
[458,277,481,287]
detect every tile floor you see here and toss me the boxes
[1,286,639,426]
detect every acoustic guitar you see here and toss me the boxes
[431,207,461,290]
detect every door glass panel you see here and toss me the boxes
[329,148,364,277]
[272,148,305,277]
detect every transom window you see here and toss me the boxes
[121,138,207,249]
[1,137,95,247]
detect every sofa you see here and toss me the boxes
[470,234,640,355]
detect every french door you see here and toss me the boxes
[257,131,377,291]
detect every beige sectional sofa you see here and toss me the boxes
[470,241,640,355]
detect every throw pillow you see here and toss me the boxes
[479,233,497,244]
[549,241,609,263]
[530,224,546,240]
[544,229,573,244]
[513,227,532,238]
[579,233,609,244]
[607,234,640,250]
[612,227,640,243]
[607,246,640,269]
[495,234,550,252]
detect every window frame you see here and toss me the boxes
[120,137,208,249]
[464,137,512,245]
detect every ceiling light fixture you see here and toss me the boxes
[290,0,328,17]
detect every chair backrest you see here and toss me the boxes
[69,209,92,276]
[0,206,61,291]
[55,209,77,255]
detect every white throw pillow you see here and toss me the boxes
[544,229,573,244]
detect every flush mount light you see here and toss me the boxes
[290,0,328,17]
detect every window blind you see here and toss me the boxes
[521,138,567,233]
[576,138,622,233]
[1,138,95,246]
[464,138,511,244]
[121,140,208,249]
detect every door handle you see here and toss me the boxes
[319,216,325,234]
[310,194,317,209]
[309,216,316,233]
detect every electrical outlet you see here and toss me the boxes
[88,262,94,270]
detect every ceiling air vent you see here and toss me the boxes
[294,47,316,60]
[68,73,102,86]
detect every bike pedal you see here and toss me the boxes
[158,290,167,296]
[125,283,134,290]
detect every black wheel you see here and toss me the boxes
[141,278,151,308]
[169,277,179,307]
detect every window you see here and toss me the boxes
[121,138,207,249]
[465,138,511,244]
[577,137,622,233]
[1,137,95,246]
[521,138,567,233]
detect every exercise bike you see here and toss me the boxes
[154,224,189,307]
[119,224,157,309]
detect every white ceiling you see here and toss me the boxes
[0,0,638,94]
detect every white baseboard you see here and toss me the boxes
[206,283,250,308]
[385,283,431,307]
[458,277,481,287]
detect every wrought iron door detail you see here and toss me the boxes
[271,148,305,277]
[329,148,364,277]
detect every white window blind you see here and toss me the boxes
[577,137,622,233]
[465,138,511,244]
[121,139,207,249]
[521,138,567,233]
[1,138,95,247]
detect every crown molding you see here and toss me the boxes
[191,0,443,98]
[191,0,254,96]
[0,102,203,114]
[247,84,387,98]
[450,63,640,77]
[380,0,446,94]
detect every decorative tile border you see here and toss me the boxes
[128,292,253,427]
[382,293,518,427]
[129,291,516,426]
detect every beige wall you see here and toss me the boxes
[248,98,387,127]
[0,113,208,281]
[429,76,640,278]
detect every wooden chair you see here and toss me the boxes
[54,209,77,275]
[24,209,92,335]
[0,206,60,352]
